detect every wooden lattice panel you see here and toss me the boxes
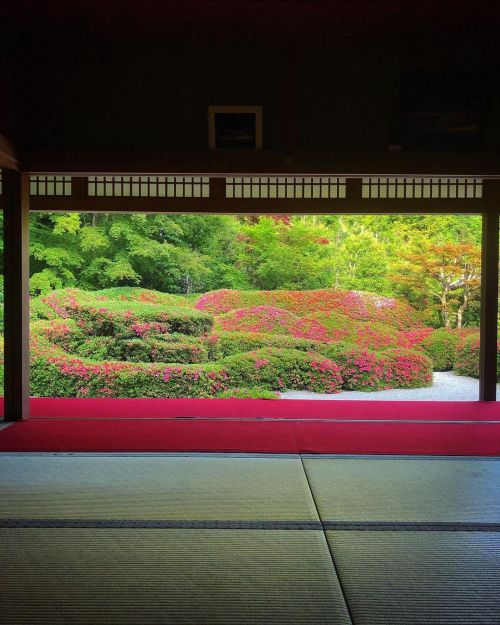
[362,177,483,199]
[30,176,72,196]
[87,176,210,198]
[225,177,347,199]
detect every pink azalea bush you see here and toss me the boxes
[221,348,343,394]
[26,286,439,398]
[453,332,500,379]
[195,288,421,329]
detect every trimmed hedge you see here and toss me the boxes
[35,289,213,336]
[215,306,301,334]
[29,347,344,397]
[454,333,500,379]
[105,338,208,364]
[420,329,460,371]
[23,286,438,397]
[220,348,342,394]
[205,331,323,360]
[217,387,280,399]
[30,355,231,398]
[196,288,421,329]
[321,342,433,391]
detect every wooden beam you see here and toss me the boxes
[479,210,499,401]
[21,148,500,177]
[26,194,496,215]
[3,170,30,420]
[0,135,19,170]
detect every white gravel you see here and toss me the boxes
[279,371,500,401]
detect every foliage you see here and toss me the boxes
[196,288,421,329]
[35,289,213,337]
[320,342,432,391]
[0,212,482,330]
[21,285,453,398]
[393,242,481,329]
[420,329,461,371]
[217,388,280,399]
[220,348,343,394]
[453,333,500,379]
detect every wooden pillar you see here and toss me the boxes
[3,170,30,420]
[479,210,499,401]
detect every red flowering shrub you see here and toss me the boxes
[321,342,432,391]
[195,289,420,329]
[453,333,500,379]
[215,306,301,334]
[30,353,231,398]
[221,348,342,393]
[25,286,436,397]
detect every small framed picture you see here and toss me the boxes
[208,105,262,150]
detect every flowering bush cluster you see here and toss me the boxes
[321,343,433,391]
[453,332,500,379]
[22,286,444,398]
[221,348,343,394]
[195,288,420,329]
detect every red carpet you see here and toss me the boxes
[1,397,500,421]
[0,398,499,454]
[0,418,499,455]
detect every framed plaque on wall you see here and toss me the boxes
[208,105,263,149]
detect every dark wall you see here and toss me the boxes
[2,0,500,152]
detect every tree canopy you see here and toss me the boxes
[0,212,483,328]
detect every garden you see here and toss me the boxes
[0,212,492,398]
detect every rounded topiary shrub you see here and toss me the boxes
[453,333,499,379]
[420,329,460,371]
[321,342,432,391]
[205,331,323,360]
[320,343,391,391]
[221,347,342,393]
[383,348,433,389]
[215,306,300,334]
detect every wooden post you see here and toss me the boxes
[3,170,30,420]
[479,210,499,401]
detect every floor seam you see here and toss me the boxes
[299,454,356,625]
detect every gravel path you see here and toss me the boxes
[279,371,500,401]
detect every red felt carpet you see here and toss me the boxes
[0,398,499,455]
[0,418,499,455]
[2,397,500,421]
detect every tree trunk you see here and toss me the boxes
[456,289,470,329]
[440,291,451,328]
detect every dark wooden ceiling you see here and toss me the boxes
[2,1,500,154]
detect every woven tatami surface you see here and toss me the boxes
[303,456,500,522]
[0,454,318,521]
[328,530,500,625]
[0,528,351,625]
[1,453,500,624]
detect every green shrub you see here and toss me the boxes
[453,333,500,379]
[72,336,208,364]
[70,303,212,337]
[196,288,421,329]
[220,347,342,393]
[320,342,432,391]
[29,354,231,398]
[205,331,323,360]
[217,387,280,399]
[420,329,460,371]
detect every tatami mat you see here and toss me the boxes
[327,530,500,625]
[303,457,500,522]
[0,528,352,625]
[0,455,319,521]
